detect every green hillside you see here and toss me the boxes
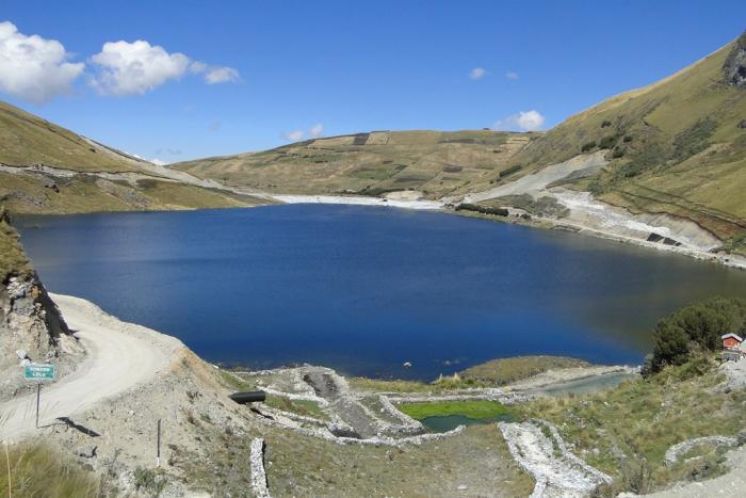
[509,32,746,242]
[173,130,537,198]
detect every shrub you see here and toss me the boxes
[581,141,596,152]
[672,118,717,162]
[499,164,522,178]
[598,135,618,149]
[455,203,509,216]
[649,297,746,373]
[601,120,612,128]
[612,147,625,158]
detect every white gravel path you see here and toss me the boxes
[0,294,183,441]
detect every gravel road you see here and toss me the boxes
[0,293,183,441]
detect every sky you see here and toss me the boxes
[1,1,745,164]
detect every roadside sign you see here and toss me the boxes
[24,363,56,381]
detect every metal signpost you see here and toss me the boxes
[23,363,56,428]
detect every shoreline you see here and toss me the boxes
[268,193,746,271]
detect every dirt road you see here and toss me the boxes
[0,293,183,441]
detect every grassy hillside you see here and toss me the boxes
[509,32,746,243]
[0,100,150,173]
[0,100,267,214]
[173,130,536,198]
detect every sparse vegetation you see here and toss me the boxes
[263,396,329,420]
[0,209,33,280]
[460,355,590,385]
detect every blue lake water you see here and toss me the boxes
[16,205,746,380]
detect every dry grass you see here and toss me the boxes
[0,441,100,498]
[174,130,534,198]
[0,171,265,215]
[459,355,590,385]
[0,100,144,172]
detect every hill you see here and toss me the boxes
[501,32,746,246]
[0,100,266,214]
[174,32,746,257]
[173,130,536,198]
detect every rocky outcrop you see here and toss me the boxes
[0,214,83,400]
[499,419,612,497]
[724,31,746,88]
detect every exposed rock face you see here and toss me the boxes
[724,32,746,88]
[0,273,83,399]
[0,211,83,400]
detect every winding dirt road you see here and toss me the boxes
[0,294,183,441]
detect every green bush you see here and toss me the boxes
[581,141,596,152]
[672,118,717,162]
[601,120,612,128]
[650,297,746,373]
[499,164,522,178]
[598,135,618,149]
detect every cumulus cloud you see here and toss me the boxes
[469,67,487,80]
[309,123,324,138]
[493,110,545,131]
[90,40,190,95]
[90,39,239,95]
[0,21,85,103]
[505,71,519,80]
[283,130,305,142]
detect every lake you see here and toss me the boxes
[16,205,746,380]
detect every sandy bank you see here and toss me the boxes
[272,193,444,210]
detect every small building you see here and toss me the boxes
[722,333,744,350]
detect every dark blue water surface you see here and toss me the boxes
[16,205,746,380]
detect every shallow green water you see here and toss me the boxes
[419,414,514,433]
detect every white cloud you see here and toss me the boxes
[150,158,167,166]
[493,110,545,131]
[469,67,486,80]
[309,123,324,138]
[0,21,85,103]
[203,66,240,84]
[284,130,304,142]
[505,71,519,80]
[90,40,190,95]
[90,39,239,95]
[284,123,325,142]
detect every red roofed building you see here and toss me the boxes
[722,333,744,350]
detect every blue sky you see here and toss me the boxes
[1,1,744,163]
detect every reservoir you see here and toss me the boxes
[16,204,746,380]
